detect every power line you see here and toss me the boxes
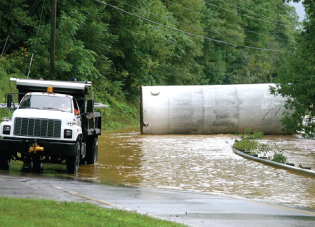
[211,0,293,25]
[112,0,293,49]
[2,0,42,56]
[1,1,28,57]
[203,0,290,26]
[27,0,46,79]
[245,39,293,48]
[164,0,242,33]
[113,0,242,41]
[95,0,290,53]
[164,0,291,42]
[237,0,293,19]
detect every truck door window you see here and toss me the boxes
[74,99,80,115]
[19,95,32,108]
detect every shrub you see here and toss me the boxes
[272,152,287,163]
[233,139,258,152]
[240,128,264,140]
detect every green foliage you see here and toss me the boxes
[257,143,271,154]
[0,0,38,55]
[239,128,264,140]
[0,70,11,102]
[0,0,300,122]
[97,94,139,130]
[0,47,30,74]
[271,1,315,135]
[0,70,17,120]
[234,129,289,164]
[0,197,184,227]
[0,108,12,122]
[272,152,287,163]
[234,129,266,153]
[199,0,297,85]
[233,139,258,152]
[25,0,117,81]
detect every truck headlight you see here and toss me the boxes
[64,129,72,139]
[3,125,11,135]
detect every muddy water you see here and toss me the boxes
[4,128,315,210]
[77,129,315,210]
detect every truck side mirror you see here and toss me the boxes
[6,94,13,108]
[87,99,94,113]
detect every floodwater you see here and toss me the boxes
[5,128,315,210]
[78,128,315,210]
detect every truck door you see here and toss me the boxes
[74,99,81,127]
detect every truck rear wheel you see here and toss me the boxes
[0,155,11,170]
[86,137,98,164]
[66,142,80,174]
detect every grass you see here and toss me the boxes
[97,96,139,130]
[0,197,185,227]
[0,70,20,120]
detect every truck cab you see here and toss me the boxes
[0,78,103,173]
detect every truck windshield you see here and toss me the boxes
[19,95,72,113]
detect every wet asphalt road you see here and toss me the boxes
[1,173,315,227]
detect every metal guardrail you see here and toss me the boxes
[94,102,109,108]
[0,103,19,108]
[233,148,315,178]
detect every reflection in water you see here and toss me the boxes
[79,130,144,185]
[77,129,315,210]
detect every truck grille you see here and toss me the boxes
[14,118,61,138]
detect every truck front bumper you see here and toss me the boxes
[0,138,76,157]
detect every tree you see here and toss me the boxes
[271,0,315,135]
[0,0,300,103]
[0,0,38,56]
[30,0,117,81]
[0,0,117,82]
[198,0,296,85]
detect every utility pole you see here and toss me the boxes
[50,0,57,80]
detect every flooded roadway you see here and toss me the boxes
[6,128,315,210]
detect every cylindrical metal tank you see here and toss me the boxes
[141,84,289,135]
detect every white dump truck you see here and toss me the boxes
[0,78,104,173]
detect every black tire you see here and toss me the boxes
[66,142,80,174]
[0,155,11,170]
[22,158,32,170]
[86,137,98,164]
[32,156,43,173]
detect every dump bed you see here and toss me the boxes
[12,78,92,100]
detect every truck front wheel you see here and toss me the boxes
[0,155,11,170]
[32,156,43,173]
[86,137,98,164]
[66,142,80,174]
